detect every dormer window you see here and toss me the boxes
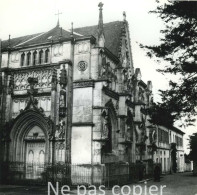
[33,51,37,66]
[45,49,49,63]
[27,52,31,66]
[21,53,25,67]
[39,50,43,64]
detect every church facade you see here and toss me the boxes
[0,3,184,185]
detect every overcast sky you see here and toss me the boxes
[0,0,195,153]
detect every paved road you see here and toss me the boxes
[0,172,196,195]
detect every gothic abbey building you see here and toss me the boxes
[0,3,185,184]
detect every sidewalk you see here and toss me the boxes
[0,172,196,195]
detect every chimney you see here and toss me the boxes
[97,2,105,47]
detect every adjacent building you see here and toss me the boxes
[154,125,185,173]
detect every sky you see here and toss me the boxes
[0,0,196,153]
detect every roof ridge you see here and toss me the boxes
[74,20,122,30]
[2,21,122,42]
[2,32,43,42]
[14,32,46,47]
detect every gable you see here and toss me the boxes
[1,21,124,58]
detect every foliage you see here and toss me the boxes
[141,1,197,126]
[189,133,197,161]
[146,102,175,127]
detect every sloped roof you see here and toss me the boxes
[170,126,185,135]
[2,33,41,49]
[1,21,124,57]
[74,21,123,56]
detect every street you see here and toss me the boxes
[0,172,196,195]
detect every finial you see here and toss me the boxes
[61,27,63,36]
[55,10,62,27]
[123,11,126,21]
[97,2,105,47]
[8,34,11,47]
[71,22,73,37]
[98,2,104,10]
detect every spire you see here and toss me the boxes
[55,10,62,27]
[70,22,73,37]
[97,2,105,47]
[8,34,11,48]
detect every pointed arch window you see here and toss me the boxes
[39,50,43,64]
[28,150,34,163]
[21,53,25,67]
[39,150,45,164]
[33,51,37,65]
[101,114,112,153]
[45,49,49,63]
[27,52,31,66]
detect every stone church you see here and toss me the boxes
[0,3,157,184]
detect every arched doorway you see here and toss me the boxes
[25,126,46,179]
[8,110,51,179]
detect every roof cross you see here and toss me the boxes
[55,10,62,27]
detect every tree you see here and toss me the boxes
[141,1,197,126]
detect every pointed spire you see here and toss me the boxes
[97,2,105,47]
[70,22,73,37]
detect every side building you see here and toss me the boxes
[154,125,185,174]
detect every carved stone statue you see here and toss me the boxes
[102,115,109,139]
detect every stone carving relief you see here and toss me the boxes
[55,120,66,139]
[12,96,51,119]
[11,52,19,63]
[122,67,133,92]
[100,56,117,86]
[14,69,53,91]
[76,42,89,53]
[8,74,14,94]
[138,88,144,102]
[149,128,157,144]
[59,65,67,117]
[78,61,88,72]
[53,44,63,56]
[101,109,109,139]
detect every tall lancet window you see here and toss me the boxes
[21,53,25,67]
[39,50,43,64]
[39,150,45,164]
[33,51,37,65]
[28,150,34,163]
[27,52,31,66]
[45,49,49,63]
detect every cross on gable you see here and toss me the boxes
[55,10,62,26]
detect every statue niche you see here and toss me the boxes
[59,64,67,118]
[101,109,112,153]
[55,120,66,139]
